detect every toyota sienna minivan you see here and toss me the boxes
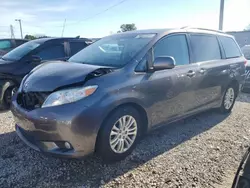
[11,28,246,162]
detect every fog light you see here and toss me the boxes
[65,142,71,149]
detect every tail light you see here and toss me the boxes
[244,59,247,66]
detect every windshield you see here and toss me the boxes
[242,45,250,60]
[2,41,40,61]
[68,33,156,67]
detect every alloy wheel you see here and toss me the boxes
[224,87,235,110]
[109,115,137,153]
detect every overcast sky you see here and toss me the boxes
[0,0,249,38]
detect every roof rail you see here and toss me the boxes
[180,26,225,34]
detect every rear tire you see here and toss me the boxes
[96,106,142,162]
[219,85,237,113]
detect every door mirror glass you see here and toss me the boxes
[153,56,175,71]
[31,55,41,63]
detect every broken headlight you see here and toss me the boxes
[42,85,98,108]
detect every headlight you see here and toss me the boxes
[42,85,98,108]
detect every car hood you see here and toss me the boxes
[22,61,113,92]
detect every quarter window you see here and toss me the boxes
[220,36,242,58]
[190,35,221,62]
[153,35,189,66]
[36,44,65,60]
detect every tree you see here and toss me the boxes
[117,24,137,33]
[24,35,37,40]
[24,34,50,40]
[244,24,250,31]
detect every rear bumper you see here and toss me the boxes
[11,99,103,158]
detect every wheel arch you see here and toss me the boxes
[95,102,149,151]
[229,79,240,96]
[0,80,16,109]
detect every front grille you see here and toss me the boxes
[17,92,50,111]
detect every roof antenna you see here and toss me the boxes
[75,35,80,38]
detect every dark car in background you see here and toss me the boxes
[0,39,28,56]
[11,28,245,162]
[241,45,250,92]
[0,37,91,111]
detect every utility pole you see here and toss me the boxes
[61,19,66,37]
[15,19,23,39]
[10,25,15,39]
[219,0,225,30]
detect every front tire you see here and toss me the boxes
[220,85,237,113]
[96,106,142,162]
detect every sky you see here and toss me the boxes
[0,0,249,38]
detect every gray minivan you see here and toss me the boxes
[11,28,246,162]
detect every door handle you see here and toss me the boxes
[199,68,206,74]
[187,70,196,77]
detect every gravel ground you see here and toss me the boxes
[1,93,250,188]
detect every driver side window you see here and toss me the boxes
[36,44,65,61]
[153,35,190,66]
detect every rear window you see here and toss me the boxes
[220,36,242,58]
[190,34,221,62]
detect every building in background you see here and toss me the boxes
[226,30,250,47]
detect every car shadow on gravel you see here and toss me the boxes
[237,92,250,103]
[0,110,230,188]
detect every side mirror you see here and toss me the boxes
[153,56,175,71]
[31,55,41,63]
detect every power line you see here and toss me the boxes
[6,0,130,30]
[67,0,130,25]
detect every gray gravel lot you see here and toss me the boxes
[1,93,250,188]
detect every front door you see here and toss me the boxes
[148,34,200,126]
[24,42,67,73]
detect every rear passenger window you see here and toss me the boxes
[190,35,221,62]
[70,42,88,56]
[153,35,189,66]
[220,36,242,58]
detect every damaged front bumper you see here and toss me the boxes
[11,97,103,158]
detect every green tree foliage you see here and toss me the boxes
[24,35,37,40]
[117,24,137,33]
